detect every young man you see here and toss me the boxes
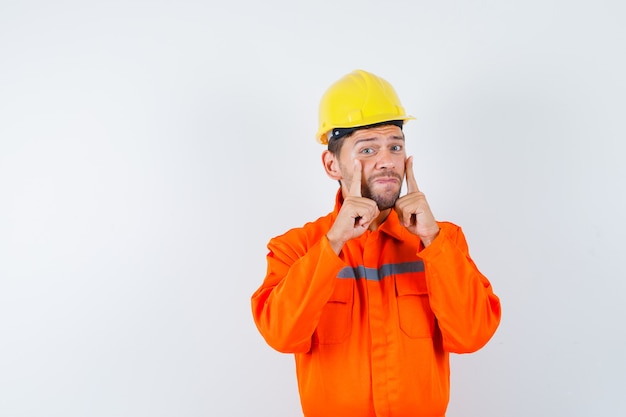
[251,69,501,417]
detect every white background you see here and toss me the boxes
[1,0,625,416]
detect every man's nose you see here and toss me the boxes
[376,149,395,169]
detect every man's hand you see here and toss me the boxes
[394,156,440,247]
[326,160,380,254]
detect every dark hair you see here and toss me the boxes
[327,134,346,155]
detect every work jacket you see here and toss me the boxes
[251,192,501,417]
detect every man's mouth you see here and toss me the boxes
[371,175,401,185]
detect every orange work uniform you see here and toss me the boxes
[251,192,501,417]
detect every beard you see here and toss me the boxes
[361,172,403,210]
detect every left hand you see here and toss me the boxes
[394,156,440,246]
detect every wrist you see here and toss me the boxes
[325,232,346,255]
[420,228,440,247]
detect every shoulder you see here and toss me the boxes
[268,212,335,255]
[431,220,471,253]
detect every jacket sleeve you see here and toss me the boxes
[251,233,346,354]
[418,222,502,353]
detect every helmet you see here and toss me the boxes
[315,69,415,144]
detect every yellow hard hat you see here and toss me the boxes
[316,69,415,144]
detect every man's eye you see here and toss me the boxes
[391,145,403,151]
[360,148,374,154]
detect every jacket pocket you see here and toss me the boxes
[313,279,354,345]
[395,273,435,338]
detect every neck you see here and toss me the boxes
[368,208,391,231]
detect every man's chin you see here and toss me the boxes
[363,182,401,210]
[371,192,401,211]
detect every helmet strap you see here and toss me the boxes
[327,120,404,143]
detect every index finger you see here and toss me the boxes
[349,159,362,197]
[405,156,420,194]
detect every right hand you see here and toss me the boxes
[326,160,380,254]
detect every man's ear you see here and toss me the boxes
[322,150,342,181]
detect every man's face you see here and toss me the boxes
[337,125,406,210]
